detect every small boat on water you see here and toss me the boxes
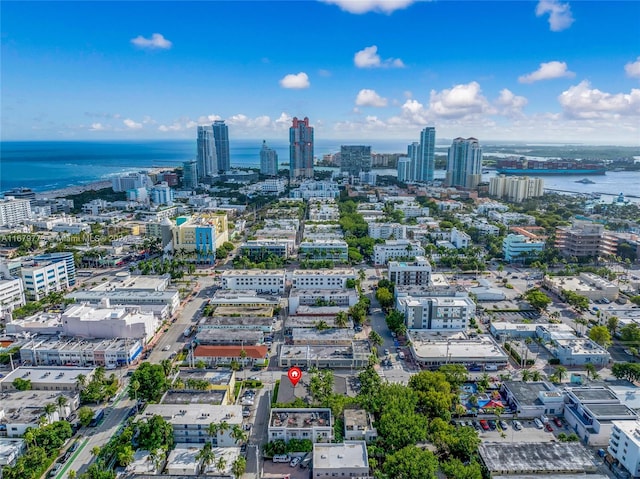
[575,178,596,184]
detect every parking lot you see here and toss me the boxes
[262,458,311,479]
[461,418,570,443]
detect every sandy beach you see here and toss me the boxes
[34,167,175,199]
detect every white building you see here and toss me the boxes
[0,366,96,392]
[399,295,475,330]
[220,270,286,294]
[450,227,471,249]
[61,302,159,342]
[388,256,432,286]
[290,181,340,199]
[141,404,243,446]
[0,276,25,317]
[308,199,340,222]
[165,445,200,476]
[20,259,71,301]
[368,223,407,240]
[0,390,79,437]
[564,386,638,446]
[503,234,545,262]
[373,240,425,265]
[0,197,32,227]
[299,240,348,262]
[609,420,640,478]
[260,178,285,194]
[111,171,152,192]
[397,157,412,182]
[289,289,358,315]
[291,269,357,290]
[343,410,377,443]
[0,439,26,468]
[543,272,619,302]
[150,181,174,206]
[312,441,369,478]
[489,175,544,202]
[489,211,537,226]
[269,408,333,443]
[546,330,611,366]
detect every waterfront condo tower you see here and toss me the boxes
[418,127,436,182]
[407,142,420,182]
[340,145,372,177]
[260,140,279,176]
[196,125,216,181]
[446,137,482,189]
[213,120,230,173]
[289,117,314,180]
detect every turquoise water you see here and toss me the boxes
[0,139,408,192]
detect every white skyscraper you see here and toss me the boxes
[197,125,217,180]
[260,140,279,176]
[397,157,412,183]
[446,137,482,189]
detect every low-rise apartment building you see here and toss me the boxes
[299,240,348,262]
[269,408,333,443]
[0,276,25,317]
[388,256,432,286]
[220,270,286,294]
[343,409,377,442]
[312,441,370,479]
[368,223,407,240]
[373,240,425,265]
[289,289,358,315]
[291,269,356,290]
[397,294,475,330]
[609,420,640,478]
[503,234,545,262]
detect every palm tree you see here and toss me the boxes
[94,366,106,383]
[23,428,37,449]
[521,370,532,382]
[555,366,567,383]
[216,455,228,473]
[130,379,140,403]
[585,363,600,380]
[160,359,173,378]
[239,349,248,368]
[531,370,543,381]
[91,446,101,457]
[231,456,247,479]
[76,374,87,390]
[69,470,77,479]
[44,403,57,423]
[230,425,247,444]
[150,447,166,472]
[218,421,231,437]
[207,422,220,441]
[56,395,68,418]
[196,442,216,474]
[335,311,349,328]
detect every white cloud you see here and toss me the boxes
[535,0,574,32]
[625,57,640,79]
[197,114,223,124]
[320,0,416,14]
[123,118,143,129]
[429,81,494,119]
[130,33,173,50]
[279,72,310,89]
[559,80,640,119]
[275,112,293,127]
[355,89,388,107]
[89,123,107,131]
[354,46,405,69]
[318,69,332,77]
[519,61,575,83]
[495,89,528,118]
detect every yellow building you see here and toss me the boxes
[172,213,229,263]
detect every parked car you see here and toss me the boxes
[487,420,497,430]
[480,420,490,431]
[290,457,302,467]
[499,420,508,430]
[472,420,481,430]
[545,422,554,432]
[553,417,563,427]
[534,418,544,429]
[512,420,522,430]
[383,349,390,356]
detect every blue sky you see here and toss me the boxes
[2,0,639,144]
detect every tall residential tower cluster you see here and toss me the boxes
[195,120,231,183]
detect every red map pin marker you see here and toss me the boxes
[287,367,302,387]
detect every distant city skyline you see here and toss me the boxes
[2,1,639,145]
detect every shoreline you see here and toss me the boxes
[34,167,176,199]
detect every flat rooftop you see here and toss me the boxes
[344,409,369,429]
[585,403,636,418]
[212,305,274,316]
[91,275,169,292]
[280,341,371,361]
[294,306,349,315]
[289,289,357,297]
[313,441,368,470]
[221,269,285,277]
[286,316,353,328]
[503,381,557,407]
[291,328,355,343]
[166,444,200,469]
[408,331,508,362]
[292,269,356,277]
[0,438,25,463]
[0,390,78,424]
[194,329,263,344]
[0,366,95,388]
[142,404,242,425]
[568,387,618,402]
[200,316,273,328]
[270,408,331,428]
[162,390,226,405]
[175,370,234,386]
[478,442,598,474]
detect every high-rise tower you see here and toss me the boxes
[196,125,216,180]
[418,127,436,182]
[212,120,230,173]
[340,145,372,177]
[446,137,482,189]
[407,142,420,182]
[289,117,314,180]
[260,140,279,176]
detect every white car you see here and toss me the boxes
[290,457,301,467]
[534,418,544,429]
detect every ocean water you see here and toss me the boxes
[1,140,639,199]
[0,139,408,192]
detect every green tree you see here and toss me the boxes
[554,366,567,383]
[375,287,394,309]
[368,330,383,347]
[441,459,483,479]
[78,406,94,427]
[335,311,349,328]
[12,377,32,391]
[129,362,168,403]
[117,444,135,467]
[588,325,612,348]
[438,364,469,389]
[585,363,600,380]
[524,288,552,311]
[196,442,216,473]
[385,310,405,334]
[136,415,174,451]
[231,456,246,479]
[606,315,619,335]
[620,323,640,347]
[383,445,438,479]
